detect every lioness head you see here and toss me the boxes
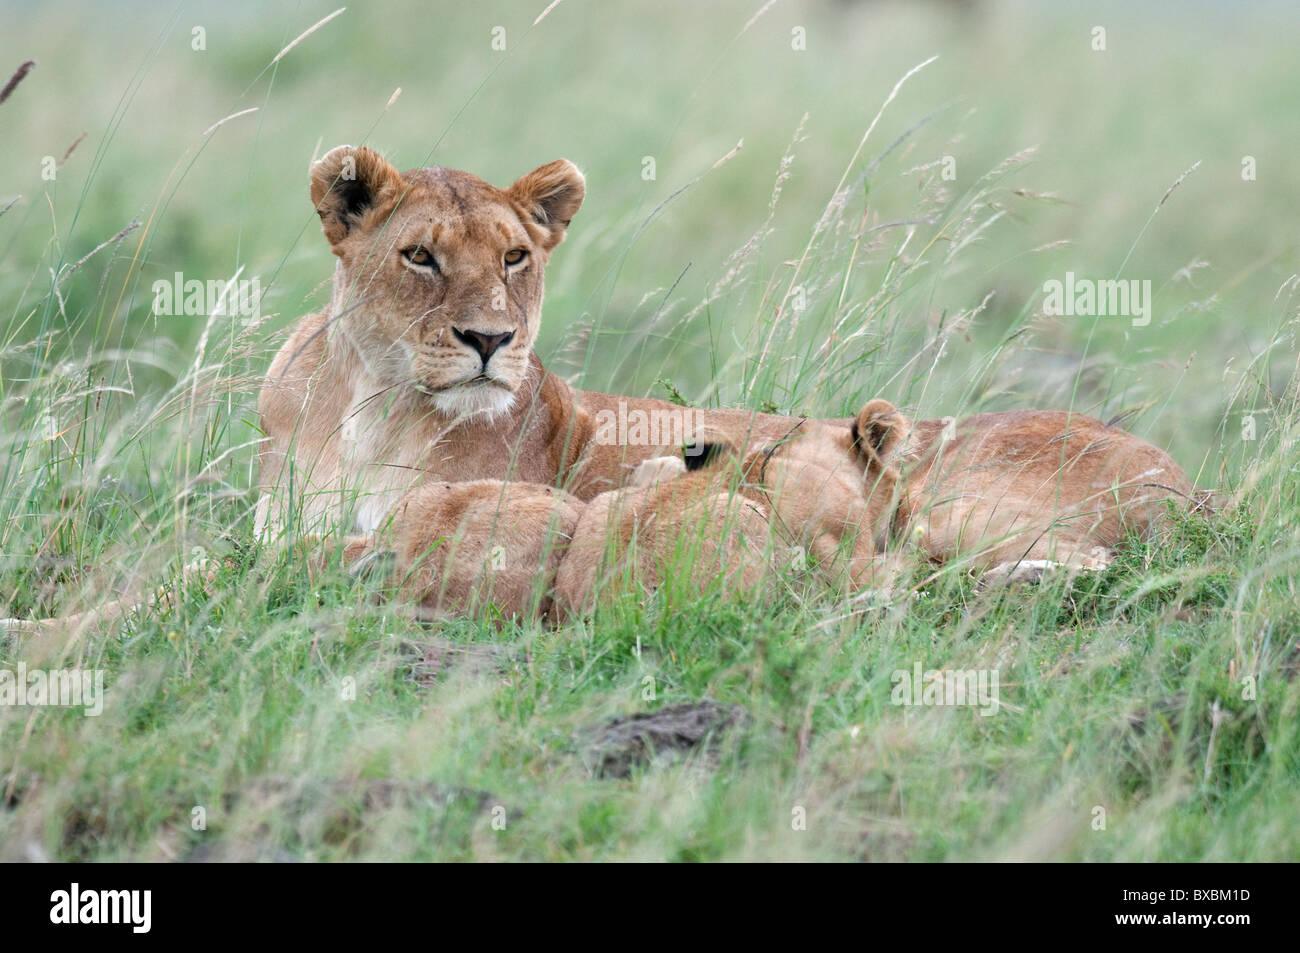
[309,145,585,419]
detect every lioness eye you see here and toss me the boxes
[504,249,528,267]
[403,247,438,270]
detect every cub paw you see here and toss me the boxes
[628,455,687,487]
[980,559,1061,588]
[348,548,397,583]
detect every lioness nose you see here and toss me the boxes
[453,328,515,364]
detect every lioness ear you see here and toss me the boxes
[509,159,586,251]
[851,399,910,474]
[310,145,404,247]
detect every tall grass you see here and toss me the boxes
[1,0,1297,861]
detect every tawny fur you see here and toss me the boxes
[364,400,909,623]
[380,479,582,621]
[885,411,1197,574]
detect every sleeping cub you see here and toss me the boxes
[361,399,908,623]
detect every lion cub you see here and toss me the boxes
[361,400,908,623]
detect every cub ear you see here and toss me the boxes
[681,424,740,472]
[508,159,586,251]
[851,399,910,475]
[309,145,404,247]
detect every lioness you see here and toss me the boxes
[255,145,810,541]
[255,144,1201,579]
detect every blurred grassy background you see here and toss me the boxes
[2,0,1298,863]
[3,0,1297,477]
